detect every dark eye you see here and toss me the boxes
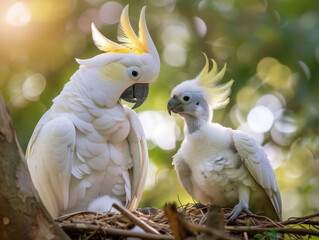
[127,66,141,80]
[180,92,192,104]
[132,70,138,77]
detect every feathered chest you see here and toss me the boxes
[181,124,234,164]
[89,105,130,142]
[52,97,131,143]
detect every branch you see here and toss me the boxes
[60,223,173,240]
[225,226,319,237]
[0,91,70,240]
[165,203,235,240]
[280,213,319,226]
[112,203,160,234]
[184,221,236,240]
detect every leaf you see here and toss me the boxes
[254,233,265,240]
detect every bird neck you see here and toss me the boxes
[183,111,212,134]
[60,69,123,109]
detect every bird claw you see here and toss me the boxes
[227,202,253,223]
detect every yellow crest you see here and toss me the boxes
[197,53,234,109]
[91,5,149,55]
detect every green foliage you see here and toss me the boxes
[255,229,281,240]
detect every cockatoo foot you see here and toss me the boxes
[88,195,123,214]
[227,202,253,223]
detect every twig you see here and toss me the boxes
[60,223,173,240]
[288,213,319,219]
[247,213,284,228]
[112,203,160,234]
[243,232,248,240]
[280,219,319,226]
[184,221,236,240]
[225,226,319,237]
[84,228,99,240]
[56,211,102,221]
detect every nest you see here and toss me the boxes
[56,203,319,240]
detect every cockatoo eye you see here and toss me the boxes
[180,92,193,104]
[127,66,141,80]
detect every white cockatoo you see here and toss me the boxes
[25,6,160,218]
[167,55,282,221]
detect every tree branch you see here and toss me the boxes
[60,223,173,240]
[0,92,69,240]
[225,226,319,237]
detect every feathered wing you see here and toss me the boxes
[173,151,195,198]
[26,114,75,217]
[124,107,148,210]
[232,131,282,220]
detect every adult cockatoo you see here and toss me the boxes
[167,55,282,221]
[26,5,160,218]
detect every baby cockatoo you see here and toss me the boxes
[167,55,282,221]
[26,6,160,217]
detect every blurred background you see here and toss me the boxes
[1,0,319,220]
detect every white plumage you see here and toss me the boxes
[26,6,159,217]
[168,55,282,221]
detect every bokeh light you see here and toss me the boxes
[144,161,158,189]
[6,2,31,27]
[282,188,302,219]
[256,94,284,114]
[193,16,207,37]
[247,105,274,133]
[138,111,180,150]
[161,22,190,67]
[257,57,292,89]
[237,123,264,145]
[29,0,76,22]
[78,9,101,33]
[163,44,187,67]
[100,1,123,25]
[212,0,234,12]
[22,73,46,101]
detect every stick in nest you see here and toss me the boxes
[112,203,159,235]
[60,223,173,240]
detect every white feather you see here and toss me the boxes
[174,121,282,220]
[26,6,159,217]
[26,67,149,217]
[88,195,123,214]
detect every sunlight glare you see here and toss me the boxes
[193,17,207,37]
[22,73,46,101]
[6,2,31,27]
[247,105,274,133]
[138,111,180,150]
[237,123,264,145]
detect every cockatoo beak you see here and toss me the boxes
[167,97,182,115]
[120,84,149,109]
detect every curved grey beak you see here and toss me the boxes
[167,97,182,115]
[120,84,149,109]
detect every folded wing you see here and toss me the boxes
[124,107,148,210]
[26,114,75,217]
[232,131,282,220]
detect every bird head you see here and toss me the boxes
[75,5,160,109]
[167,54,233,121]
